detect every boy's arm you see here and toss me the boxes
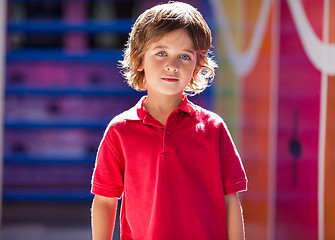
[91,195,118,240]
[225,193,245,240]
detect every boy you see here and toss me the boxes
[91,2,247,240]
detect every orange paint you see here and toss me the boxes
[324,79,335,238]
[241,3,275,240]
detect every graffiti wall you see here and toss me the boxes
[210,0,335,239]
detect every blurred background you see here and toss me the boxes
[0,0,334,239]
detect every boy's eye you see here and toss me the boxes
[180,54,191,60]
[156,51,167,57]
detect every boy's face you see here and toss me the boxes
[139,28,198,96]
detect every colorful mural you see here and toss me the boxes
[2,0,334,239]
[210,0,335,239]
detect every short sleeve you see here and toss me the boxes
[219,122,247,195]
[91,125,125,198]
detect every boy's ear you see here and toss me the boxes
[138,65,144,71]
[193,66,202,78]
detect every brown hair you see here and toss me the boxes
[119,1,217,95]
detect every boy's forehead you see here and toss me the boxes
[147,29,195,50]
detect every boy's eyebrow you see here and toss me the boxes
[152,45,196,55]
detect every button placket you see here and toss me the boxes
[162,127,174,154]
[162,111,177,154]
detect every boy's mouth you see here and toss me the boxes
[162,77,178,82]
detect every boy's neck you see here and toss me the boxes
[144,92,184,126]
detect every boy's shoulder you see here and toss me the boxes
[192,102,225,126]
[108,105,139,127]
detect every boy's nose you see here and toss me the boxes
[166,61,178,72]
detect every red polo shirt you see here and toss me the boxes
[91,96,247,240]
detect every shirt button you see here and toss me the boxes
[165,130,170,136]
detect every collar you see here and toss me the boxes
[123,94,196,121]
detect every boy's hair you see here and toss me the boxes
[119,1,217,95]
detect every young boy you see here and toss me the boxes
[91,2,247,240]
